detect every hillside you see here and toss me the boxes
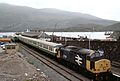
[61,24,106,32]
[105,22,120,31]
[0,3,118,32]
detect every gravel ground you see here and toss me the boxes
[20,47,69,81]
[0,48,50,81]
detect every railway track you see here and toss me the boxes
[111,61,120,81]
[20,43,90,81]
[112,61,120,68]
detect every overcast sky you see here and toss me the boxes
[0,0,120,21]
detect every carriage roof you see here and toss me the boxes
[19,35,62,47]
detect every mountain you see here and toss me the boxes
[57,24,106,32]
[0,3,118,31]
[105,22,120,31]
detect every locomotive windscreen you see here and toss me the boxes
[90,50,104,59]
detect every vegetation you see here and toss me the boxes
[110,31,120,40]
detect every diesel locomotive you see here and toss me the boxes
[58,46,111,80]
[17,35,111,81]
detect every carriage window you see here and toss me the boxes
[49,46,52,51]
[44,44,48,49]
[33,41,36,45]
[40,44,42,47]
[37,42,39,46]
[39,43,42,47]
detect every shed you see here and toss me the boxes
[5,43,18,54]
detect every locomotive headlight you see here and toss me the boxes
[103,67,106,70]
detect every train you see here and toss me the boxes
[16,35,111,81]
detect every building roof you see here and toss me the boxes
[0,38,11,42]
[21,32,51,38]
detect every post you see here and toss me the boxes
[89,34,90,49]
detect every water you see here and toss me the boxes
[46,32,111,39]
[0,32,15,37]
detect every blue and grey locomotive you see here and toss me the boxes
[57,46,111,80]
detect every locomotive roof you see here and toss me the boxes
[65,46,95,55]
[19,35,62,47]
[79,49,95,55]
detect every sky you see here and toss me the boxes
[0,0,120,21]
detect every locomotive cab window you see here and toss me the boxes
[99,50,104,56]
[90,51,104,59]
[91,54,96,59]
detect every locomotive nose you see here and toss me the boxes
[95,59,111,73]
[103,60,110,71]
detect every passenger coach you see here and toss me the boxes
[18,35,63,56]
